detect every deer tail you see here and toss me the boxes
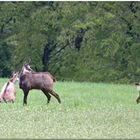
[47,72,56,82]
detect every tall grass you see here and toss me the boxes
[0,78,139,138]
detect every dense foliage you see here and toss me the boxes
[0,1,140,83]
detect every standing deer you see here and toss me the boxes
[0,72,19,103]
[19,64,61,105]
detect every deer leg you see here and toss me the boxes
[136,95,140,104]
[23,90,29,106]
[47,89,61,104]
[3,98,7,103]
[41,89,51,104]
[136,92,140,104]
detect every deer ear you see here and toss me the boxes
[15,71,18,75]
[12,71,15,76]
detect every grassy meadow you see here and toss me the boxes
[0,78,140,139]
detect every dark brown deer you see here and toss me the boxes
[19,64,61,105]
[0,72,19,103]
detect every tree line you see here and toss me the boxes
[0,1,140,83]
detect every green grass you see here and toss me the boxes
[0,78,139,138]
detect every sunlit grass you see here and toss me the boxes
[0,78,139,138]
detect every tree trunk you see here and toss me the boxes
[42,43,57,71]
[42,45,52,71]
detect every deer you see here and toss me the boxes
[0,72,19,103]
[19,64,61,105]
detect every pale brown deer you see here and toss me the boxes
[0,72,19,103]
